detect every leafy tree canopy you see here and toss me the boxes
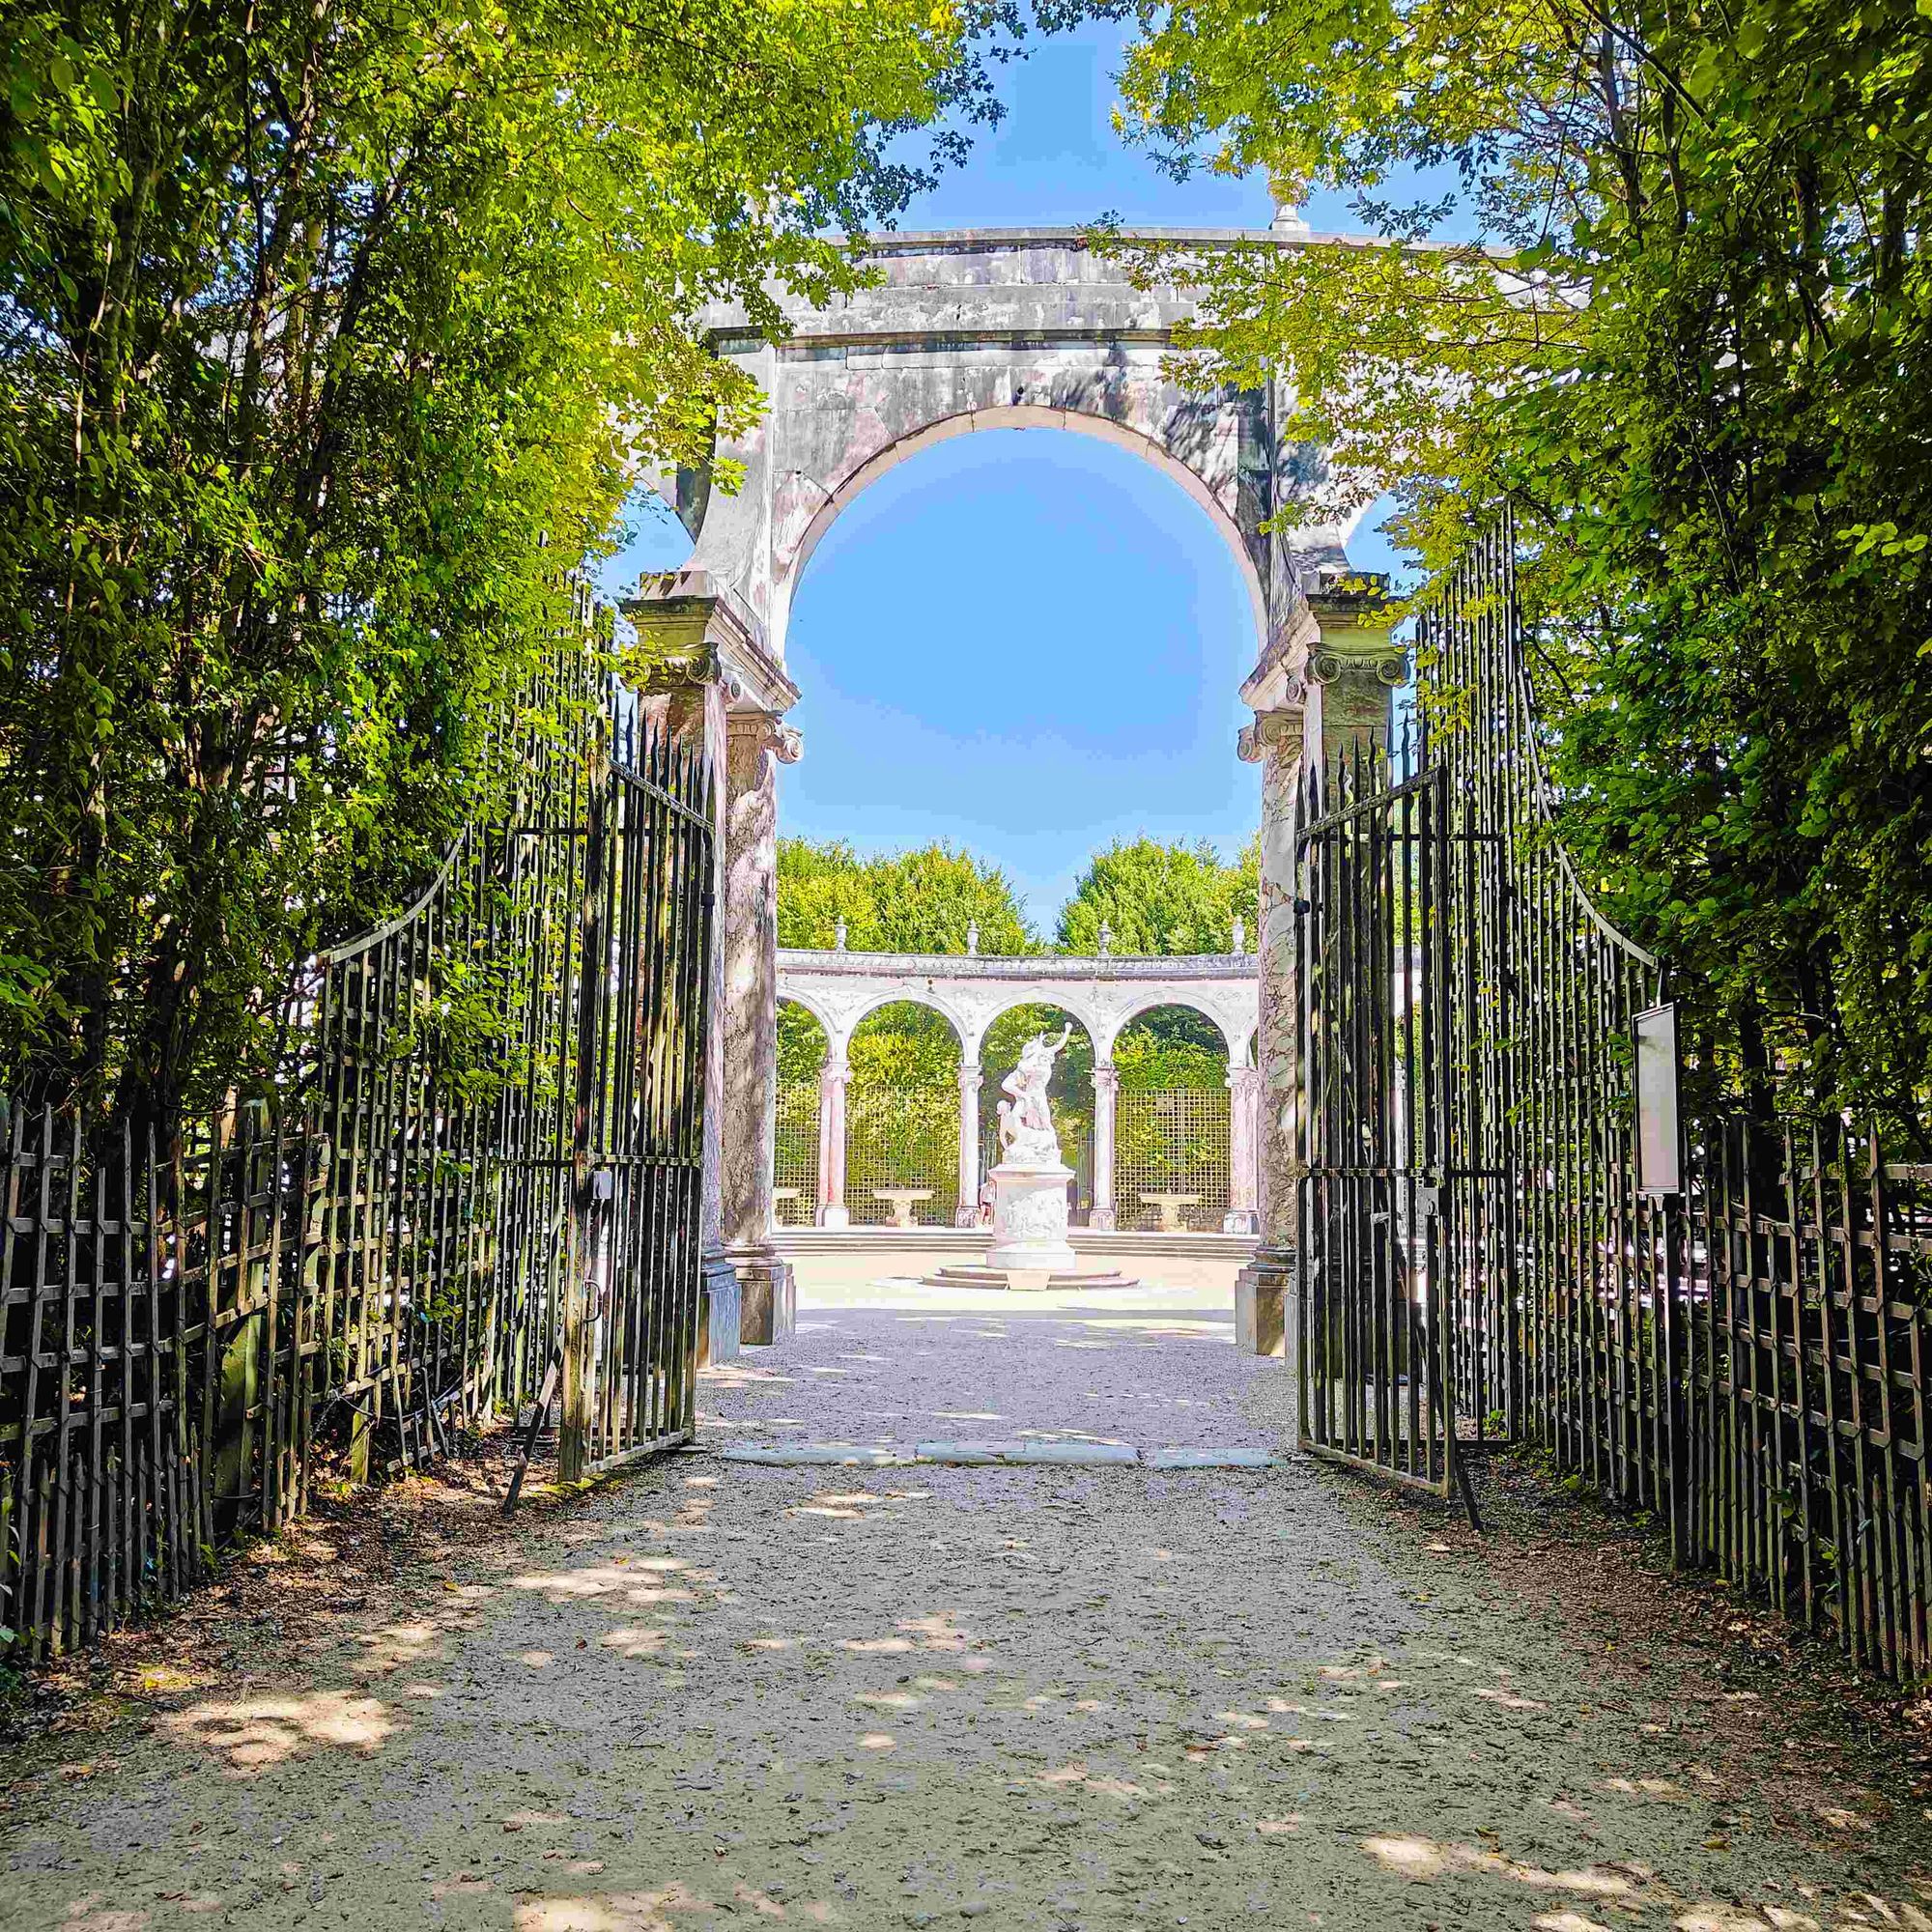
[0,0,1029,1123]
[1056,837,1257,955]
[777,838,1037,954]
[1112,0,1932,1128]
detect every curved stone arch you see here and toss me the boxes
[1098,994,1236,1065]
[775,988,839,1061]
[773,406,1267,660]
[968,987,1108,1065]
[654,230,1358,671]
[839,989,973,1064]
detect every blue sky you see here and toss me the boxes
[601,19,1410,932]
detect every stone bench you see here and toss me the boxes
[773,1186,805,1227]
[1139,1191,1204,1233]
[871,1187,935,1230]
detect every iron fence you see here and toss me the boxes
[0,628,714,1662]
[1302,507,1932,1675]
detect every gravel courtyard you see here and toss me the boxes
[4,1258,1930,1931]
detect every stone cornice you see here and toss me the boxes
[624,570,798,714]
[779,949,1254,982]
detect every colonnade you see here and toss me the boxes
[801,1046,1264,1234]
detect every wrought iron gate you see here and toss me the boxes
[308,659,715,1497]
[1296,513,1664,1524]
[564,731,714,1474]
[1296,752,1458,1499]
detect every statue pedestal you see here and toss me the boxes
[984,1161,1079,1272]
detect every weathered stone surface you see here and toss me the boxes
[736,1254,796,1348]
[1146,1445,1279,1470]
[719,1443,908,1466]
[699,1257,742,1369]
[666,228,1356,668]
[1236,1258,1289,1359]
[1008,1440,1138,1466]
[911,1441,1026,1465]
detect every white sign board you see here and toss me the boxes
[1634,1003,1681,1198]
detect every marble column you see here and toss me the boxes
[1233,582,1402,1358]
[723,709,801,1344]
[1090,1062,1119,1233]
[1235,704,1305,1357]
[816,1055,850,1229]
[626,572,801,1353]
[1224,1062,1264,1236]
[954,1062,983,1227]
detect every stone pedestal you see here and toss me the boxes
[984,1162,1078,1272]
[733,1250,796,1348]
[699,1255,743,1368]
[1236,1250,1292,1358]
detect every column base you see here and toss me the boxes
[816,1204,850,1230]
[1235,1246,1295,1358]
[952,1206,980,1229]
[1087,1207,1117,1233]
[1222,1208,1259,1236]
[698,1252,742,1369]
[729,1247,796,1346]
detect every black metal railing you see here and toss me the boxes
[1299,507,1932,1675]
[0,622,714,1661]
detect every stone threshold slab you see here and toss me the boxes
[712,1441,1278,1470]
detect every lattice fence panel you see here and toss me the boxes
[1115,1088,1230,1231]
[847,1084,957,1226]
[773,1082,819,1227]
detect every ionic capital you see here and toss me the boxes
[727,709,804,766]
[1307,647,1408,690]
[1237,708,1303,765]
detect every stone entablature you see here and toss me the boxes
[657,226,1361,670]
[775,948,1260,1067]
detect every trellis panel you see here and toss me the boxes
[1115,1089,1231,1232]
[846,1085,957,1227]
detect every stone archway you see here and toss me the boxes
[625,224,1406,1351]
[652,227,1358,673]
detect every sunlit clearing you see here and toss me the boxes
[895,1612,974,1652]
[598,1627,668,1659]
[510,1561,690,1601]
[1361,1836,1642,1900]
[858,1732,896,1750]
[513,1884,714,1930]
[166,1690,397,1773]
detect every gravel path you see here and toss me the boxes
[4,1267,1930,1931]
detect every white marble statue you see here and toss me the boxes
[996,1027,1070,1168]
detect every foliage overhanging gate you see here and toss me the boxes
[0,639,714,1662]
[1299,513,1932,1678]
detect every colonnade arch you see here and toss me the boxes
[774,949,1264,1235]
